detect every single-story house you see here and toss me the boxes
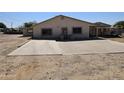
[23,15,112,40]
[33,15,95,40]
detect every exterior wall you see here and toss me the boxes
[33,16,93,39]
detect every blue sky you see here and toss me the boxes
[0,12,124,28]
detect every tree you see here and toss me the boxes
[113,21,124,29]
[0,22,6,28]
[24,21,37,28]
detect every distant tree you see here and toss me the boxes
[0,22,6,28]
[113,21,124,29]
[24,21,37,28]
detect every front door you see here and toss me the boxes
[62,27,68,40]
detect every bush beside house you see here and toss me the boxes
[0,22,6,32]
[113,21,124,37]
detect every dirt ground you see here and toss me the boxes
[104,37,124,43]
[0,32,124,80]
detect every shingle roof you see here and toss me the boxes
[59,15,94,25]
[94,22,111,27]
[33,15,94,27]
[33,15,111,28]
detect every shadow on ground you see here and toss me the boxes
[32,37,106,42]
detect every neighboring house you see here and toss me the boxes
[23,27,33,36]
[23,15,112,40]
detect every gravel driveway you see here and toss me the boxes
[9,40,124,55]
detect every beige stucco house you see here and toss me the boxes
[23,15,112,40]
[32,15,95,40]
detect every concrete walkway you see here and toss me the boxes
[58,40,124,55]
[9,40,124,55]
[9,40,62,55]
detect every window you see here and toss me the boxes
[42,28,52,36]
[73,27,82,34]
[103,28,106,31]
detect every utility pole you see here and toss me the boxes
[11,22,13,28]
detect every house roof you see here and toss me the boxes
[94,22,111,27]
[33,15,111,28]
[33,15,95,27]
[59,15,94,25]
